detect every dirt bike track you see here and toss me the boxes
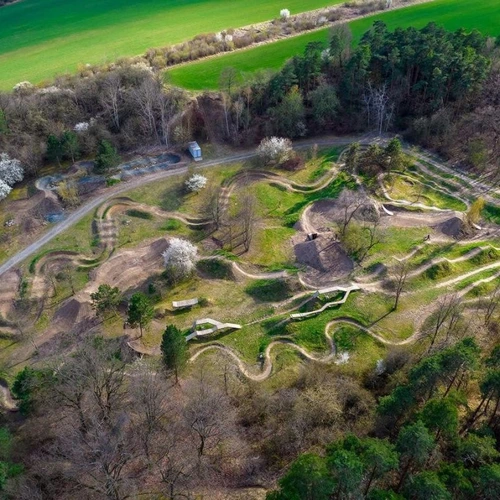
[2,133,500,385]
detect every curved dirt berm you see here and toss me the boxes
[86,238,169,296]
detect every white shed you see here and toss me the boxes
[188,141,202,161]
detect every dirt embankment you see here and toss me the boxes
[0,270,20,318]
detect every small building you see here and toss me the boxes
[188,141,202,161]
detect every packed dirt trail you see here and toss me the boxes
[189,317,421,382]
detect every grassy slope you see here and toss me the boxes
[167,0,500,90]
[0,0,340,90]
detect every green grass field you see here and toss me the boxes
[0,0,340,90]
[167,0,500,90]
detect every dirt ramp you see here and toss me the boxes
[28,193,63,219]
[52,298,95,334]
[307,198,378,232]
[88,238,169,294]
[294,235,353,286]
[435,216,464,238]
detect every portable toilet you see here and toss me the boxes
[188,141,202,162]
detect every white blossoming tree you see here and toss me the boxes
[162,238,198,282]
[185,174,208,193]
[74,122,90,133]
[280,8,291,19]
[0,179,12,201]
[0,153,24,200]
[13,81,34,94]
[257,137,294,166]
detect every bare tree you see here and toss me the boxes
[37,342,137,500]
[183,376,234,458]
[157,87,185,147]
[219,67,240,97]
[337,188,366,236]
[233,98,244,133]
[239,193,256,252]
[221,92,231,138]
[150,424,195,499]
[208,185,225,231]
[425,293,464,352]
[77,343,127,424]
[133,77,160,141]
[363,82,394,135]
[242,86,253,130]
[51,356,92,434]
[55,414,138,500]
[358,219,384,263]
[100,73,122,130]
[129,361,170,458]
[391,260,409,310]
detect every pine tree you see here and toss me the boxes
[161,324,187,384]
[94,139,120,174]
[46,134,64,166]
[127,293,154,338]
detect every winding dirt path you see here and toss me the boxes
[231,262,288,280]
[189,317,420,381]
[5,134,500,382]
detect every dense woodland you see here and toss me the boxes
[1,21,500,499]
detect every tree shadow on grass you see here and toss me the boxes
[245,279,292,303]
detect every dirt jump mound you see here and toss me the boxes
[294,235,353,286]
[436,216,465,239]
[52,298,95,334]
[88,238,169,294]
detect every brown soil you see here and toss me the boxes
[0,270,20,317]
[379,206,462,236]
[33,237,169,354]
[28,194,62,219]
[85,238,169,296]
[306,198,378,233]
[436,216,464,238]
[51,298,95,335]
[293,233,353,286]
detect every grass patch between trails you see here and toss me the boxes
[245,279,292,303]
